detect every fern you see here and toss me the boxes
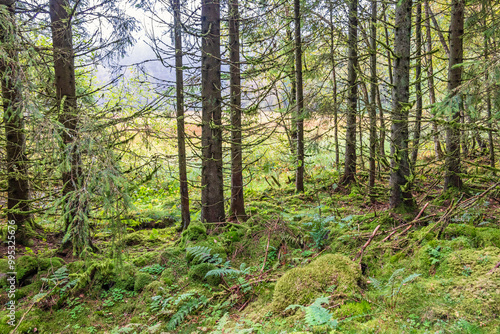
[186,246,222,265]
[369,268,421,309]
[285,297,338,329]
[167,294,208,330]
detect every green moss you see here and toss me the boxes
[161,268,175,285]
[16,255,38,282]
[38,257,65,271]
[134,272,153,292]
[114,263,136,291]
[334,300,371,319]
[188,263,221,286]
[437,246,500,278]
[443,224,500,248]
[271,254,362,313]
[15,280,43,301]
[122,232,148,246]
[132,252,159,267]
[144,281,164,294]
[180,221,207,245]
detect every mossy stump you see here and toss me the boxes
[271,254,362,313]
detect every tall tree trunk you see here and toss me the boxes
[172,0,190,230]
[294,0,304,192]
[485,36,495,171]
[444,0,465,190]
[369,0,377,199]
[201,0,225,223]
[329,4,339,172]
[427,3,450,56]
[424,0,443,159]
[286,6,297,156]
[0,0,32,244]
[390,0,414,209]
[229,0,246,220]
[341,0,358,185]
[411,2,423,168]
[50,0,92,254]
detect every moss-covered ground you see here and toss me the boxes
[1,171,500,334]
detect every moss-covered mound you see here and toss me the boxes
[271,254,362,313]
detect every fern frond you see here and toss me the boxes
[387,268,405,286]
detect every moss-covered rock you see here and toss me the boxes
[180,221,207,245]
[161,268,175,285]
[114,263,136,291]
[443,224,500,248]
[436,246,500,278]
[122,232,148,246]
[16,255,38,282]
[144,280,164,294]
[271,254,362,313]
[134,272,153,292]
[132,252,159,267]
[15,280,43,301]
[38,257,65,271]
[188,263,221,286]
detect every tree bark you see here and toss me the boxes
[50,0,92,253]
[201,0,225,223]
[341,0,358,185]
[172,0,190,230]
[0,0,32,243]
[444,0,465,190]
[329,4,339,172]
[484,34,495,172]
[369,0,377,199]
[390,0,414,209]
[294,0,304,192]
[411,2,423,168]
[229,0,246,220]
[424,0,443,160]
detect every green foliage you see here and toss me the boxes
[32,266,78,303]
[369,268,421,309]
[286,296,338,329]
[272,254,361,312]
[166,292,208,330]
[139,264,165,275]
[134,272,153,292]
[186,245,223,265]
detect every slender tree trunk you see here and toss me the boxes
[172,0,190,230]
[329,5,339,172]
[485,36,495,171]
[50,0,92,254]
[369,0,377,199]
[0,0,32,244]
[286,7,297,156]
[444,0,465,191]
[424,0,443,159]
[390,0,414,209]
[377,85,386,166]
[294,0,304,192]
[341,0,358,185]
[229,0,246,220]
[427,3,450,56]
[411,2,423,168]
[201,0,225,223]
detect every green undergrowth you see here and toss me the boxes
[2,181,500,333]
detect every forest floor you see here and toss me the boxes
[1,166,500,334]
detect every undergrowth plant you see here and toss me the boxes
[285,296,338,330]
[369,268,421,309]
[32,266,79,303]
[150,291,209,330]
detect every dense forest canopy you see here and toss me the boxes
[1,0,500,333]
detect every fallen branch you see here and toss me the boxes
[353,225,380,262]
[488,261,500,275]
